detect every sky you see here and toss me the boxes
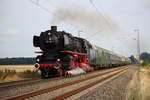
[0,0,150,58]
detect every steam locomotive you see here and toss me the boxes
[33,26,130,78]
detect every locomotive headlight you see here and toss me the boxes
[34,63,40,69]
[57,59,60,62]
[36,58,40,62]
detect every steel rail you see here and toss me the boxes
[0,78,40,88]
[54,67,128,100]
[0,77,64,89]
[6,66,128,100]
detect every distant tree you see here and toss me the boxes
[140,52,150,62]
[129,55,138,64]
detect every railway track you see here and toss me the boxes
[0,78,40,88]
[0,77,62,89]
[5,66,129,100]
[0,76,64,100]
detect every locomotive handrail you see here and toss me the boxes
[60,50,87,56]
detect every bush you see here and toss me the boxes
[141,61,150,67]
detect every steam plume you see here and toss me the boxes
[51,5,119,33]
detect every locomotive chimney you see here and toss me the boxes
[51,26,57,32]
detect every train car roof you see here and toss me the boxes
[91,44,127,59]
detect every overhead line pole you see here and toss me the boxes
[134,29,140,65]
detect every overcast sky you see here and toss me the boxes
[0,0,150,58]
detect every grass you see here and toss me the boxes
[18,69,40,78]
[0,65,39,82]
[140,61,150,67]
[140,66,150,100]
[128,65,150,100]
[0,70,16,80]
[0,65,35,72]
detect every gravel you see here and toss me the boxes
[76,65,138,100]
[0,67,122,100]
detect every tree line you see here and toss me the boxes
[0,57,35,65]
[129,52,150,64]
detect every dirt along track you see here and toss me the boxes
[0,65,133,100]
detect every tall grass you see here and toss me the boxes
[0,70,16,80]
[18,70,40,78]
[141,61,150,67]
[128,66,150,100]
[0,69,39,82]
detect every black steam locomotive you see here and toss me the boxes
[33,26,130,78]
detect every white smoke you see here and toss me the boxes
[51,5,119,33]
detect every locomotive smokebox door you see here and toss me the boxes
[33,36,40,47]
[51,26,57,32]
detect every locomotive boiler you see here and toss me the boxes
[33,26,130,78]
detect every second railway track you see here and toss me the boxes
[4,66,129,100]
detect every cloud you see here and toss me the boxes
[0,29,19,35]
